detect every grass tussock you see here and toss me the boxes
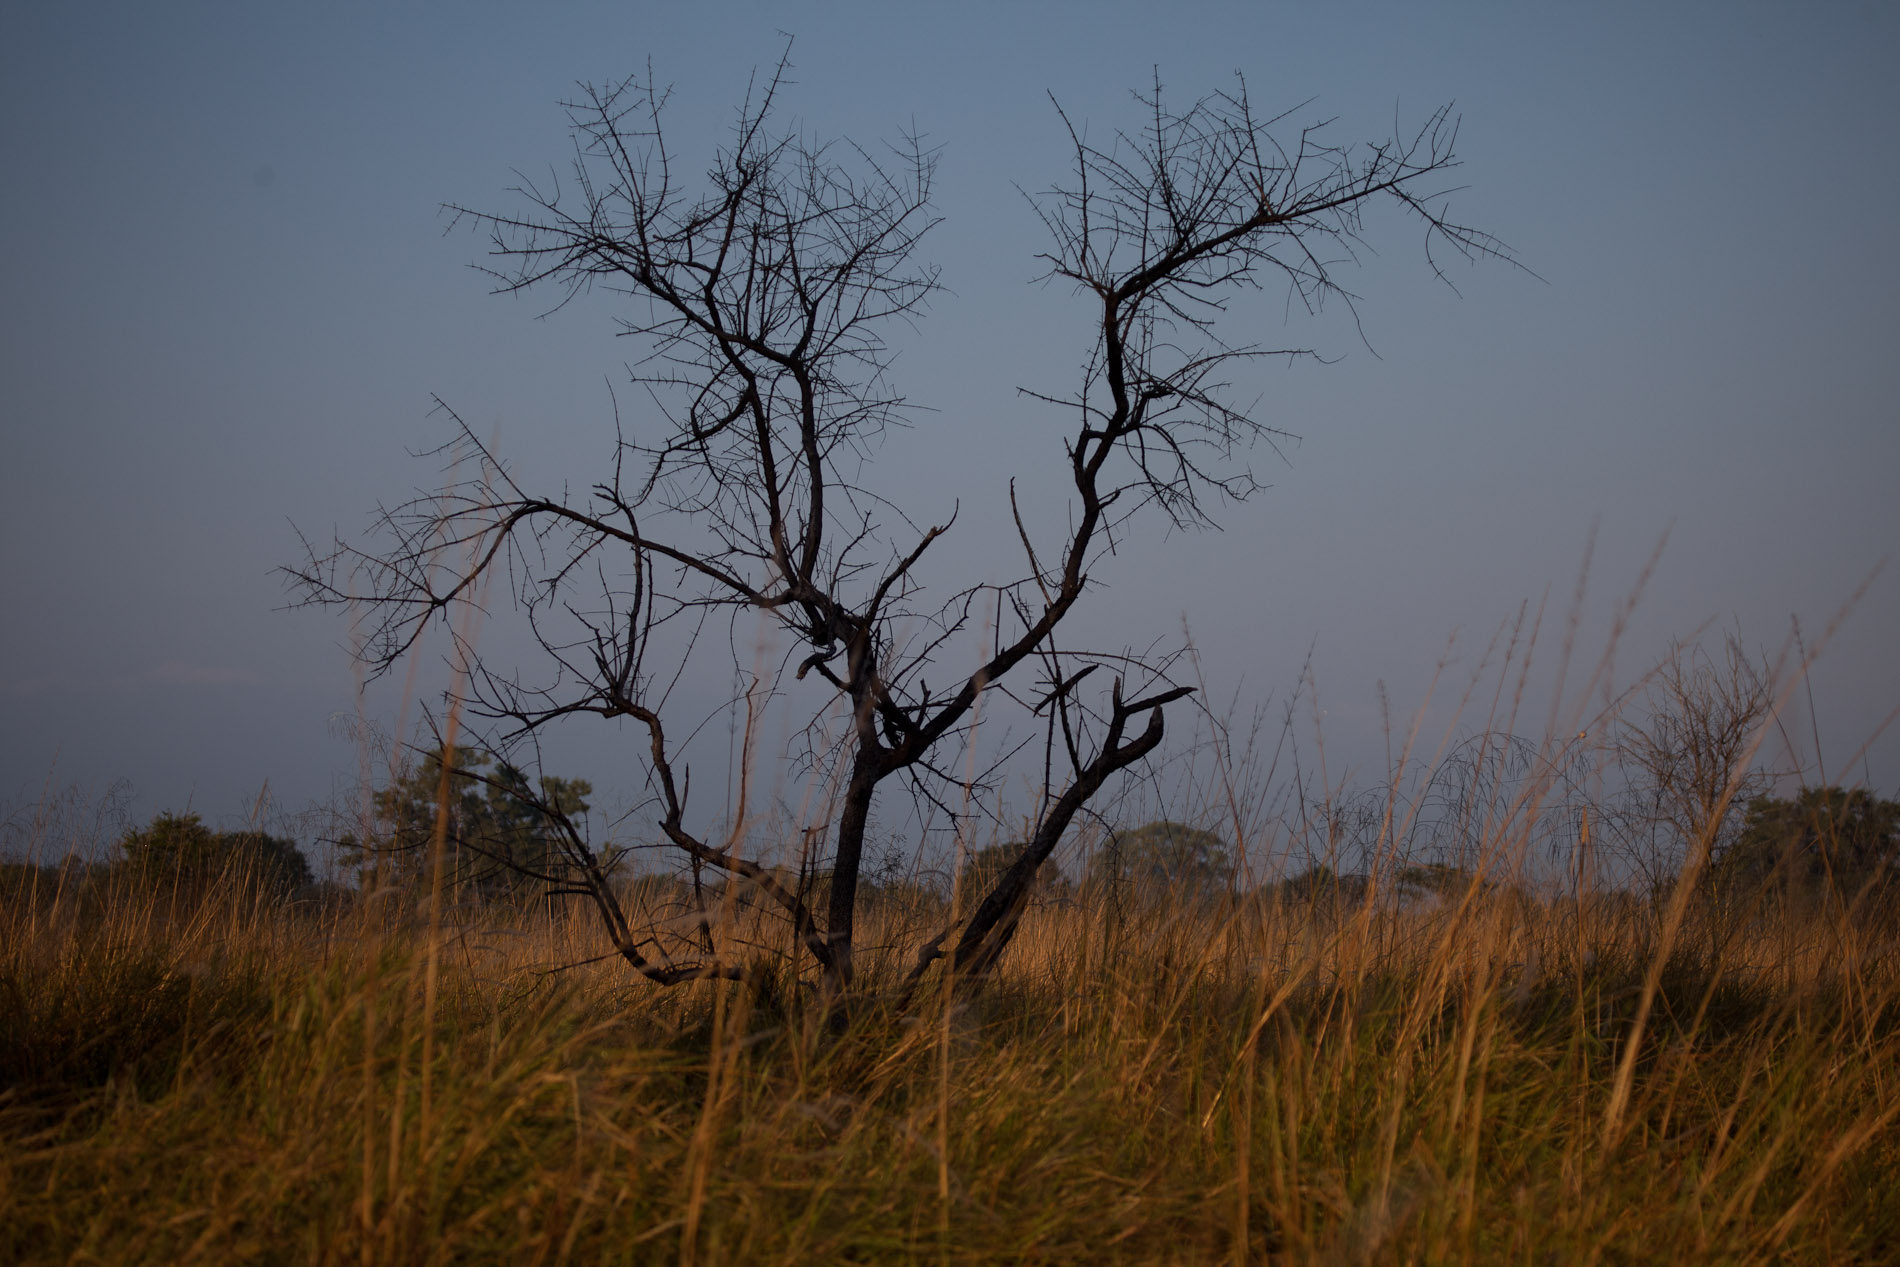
[2,866,1898,1265]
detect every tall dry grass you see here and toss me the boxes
[3,838,1896,1264]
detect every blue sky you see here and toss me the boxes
[3,1,1896,849]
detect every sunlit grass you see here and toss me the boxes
[3,853,1896,1265]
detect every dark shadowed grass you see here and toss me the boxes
[3,862,1897,1265]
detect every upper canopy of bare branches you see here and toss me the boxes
[455,63,940,575]
[1024,74,1514,530]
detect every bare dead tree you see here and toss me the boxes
[290,51,1513,1000]
[1614,635,1780,888]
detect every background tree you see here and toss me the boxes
[1086,820,1233,900]
[342,745,592,900]
[1715,786,1900,904]
[292,50,1512,996]
[1393,861,1491,903]
[958,841,1065,907]
[1615,636,1777,889]
[1270,863,1369,907]
[119,811,313,899]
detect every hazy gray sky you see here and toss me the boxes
[4,1,1896,844]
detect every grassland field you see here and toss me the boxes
[3,851,1897,1265]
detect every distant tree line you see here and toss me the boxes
[0,811,318,908]
[18,684,1891,933]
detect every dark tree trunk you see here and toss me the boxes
[825,752,884,991]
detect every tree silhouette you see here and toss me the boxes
[292,48,1513,996]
